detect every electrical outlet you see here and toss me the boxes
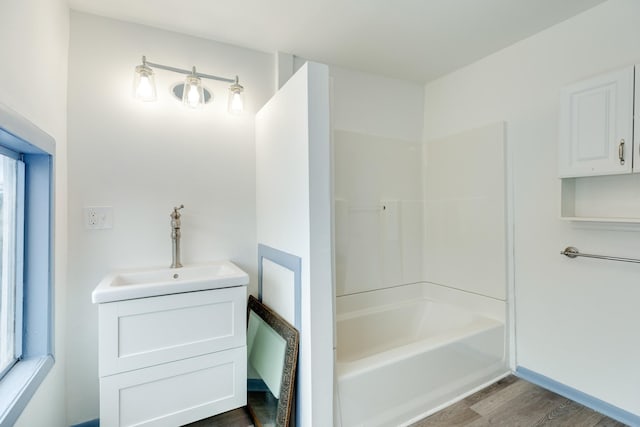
[84,206,113,230]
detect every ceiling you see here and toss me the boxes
[68,0,606,83]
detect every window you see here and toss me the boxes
[0,152,24,379]
[0,103,54,425]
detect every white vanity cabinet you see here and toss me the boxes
[97,286,247,427]
[558,65,635,178]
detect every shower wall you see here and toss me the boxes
[334,131,423,296]
[330,66,425,297]
[423,123,507,301]
[331,66,507,307]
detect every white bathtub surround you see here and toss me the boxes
[333,123,509,426]
[333,130,424,296]
[335,283,507,427]
[332,75,509,426]
[424,122,507,301]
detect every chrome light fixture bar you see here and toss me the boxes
[133,56,244,113]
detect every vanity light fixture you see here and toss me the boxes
[132,56,244,113]
[132,59,157,102]
[228,76,244,114]
[182,68,205,109]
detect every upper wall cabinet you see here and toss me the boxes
[558,66,635,178]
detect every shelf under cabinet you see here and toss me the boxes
[560,175,640,223]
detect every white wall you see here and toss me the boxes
[0,0,69,425]
[331,67,424,142]
[423,0,640,416]
[66,12,274,424]
[256,62,333,427]
[331,66,425,297]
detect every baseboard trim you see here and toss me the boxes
[516,366,640,427]
[70,418,99,427]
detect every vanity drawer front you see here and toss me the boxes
[99,286,246,376]
[99,347,247,427]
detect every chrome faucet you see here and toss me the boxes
[170,204,184,268]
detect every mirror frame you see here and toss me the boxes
[247,295,299,427]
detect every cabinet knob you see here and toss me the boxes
[619,139,625,165]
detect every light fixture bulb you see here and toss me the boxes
[137,75,153,99]
[132,58,157,102]
[230,91,243,113]
[187,84,200,106]
[228,77,244,114]
[182,70,204,109]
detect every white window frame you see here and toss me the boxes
[0,102,55,426]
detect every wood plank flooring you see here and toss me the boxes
[409,376,627,427]
[185,376,628,427]
[184,406,254,427]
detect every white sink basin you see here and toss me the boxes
[92,260,249,303]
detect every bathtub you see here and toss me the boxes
[335,283,507,427]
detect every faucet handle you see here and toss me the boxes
[171,204,184,220]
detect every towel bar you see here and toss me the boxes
[560,246,640,264]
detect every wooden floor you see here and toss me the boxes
[409,376,627,427]
[185,376,627,427]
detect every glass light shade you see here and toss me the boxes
[228,81,244,114]
[133,64,157,102]
[182,74,204,108]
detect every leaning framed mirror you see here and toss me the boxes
[246,295,299,427]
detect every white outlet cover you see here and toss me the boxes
[84,206,113,230]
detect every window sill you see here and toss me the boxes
[0,355,54,426]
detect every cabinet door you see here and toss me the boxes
[100,348,247,427]
[99,286,246,376]
[558,66,634,177]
